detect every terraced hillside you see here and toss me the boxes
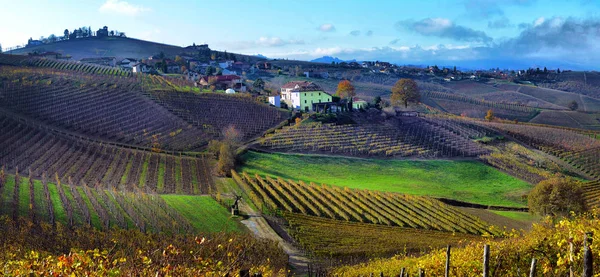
[148,90,290,141]
[259,115,490,158]
[0,67,207,151]
[480,121,600,178]
[0,113,214,194]
[582,180,600,208]
[232,171,497,235]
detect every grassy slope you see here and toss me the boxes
[490,210,540,222]
[161,195,243,233]
[240,151,531,207]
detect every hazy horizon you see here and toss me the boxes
[3,0,600,69]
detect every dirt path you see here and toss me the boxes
[579,93,588,112]
[239,203,309,275]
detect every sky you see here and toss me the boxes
[2,0,600,69]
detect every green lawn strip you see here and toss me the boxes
[61,185,84,225]
[1,175,15,215]
[32,180,49,221]
[490,210,540,222]
[18,177,30,218]
[120,155,134,189]
[76,187,102,229]
[161,195,243,233]
[240,151,531,208]
[175,159,183,194]
[157,157,166,193]
[138,155,150,188]
[47,182,67,225]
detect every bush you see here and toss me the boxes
[528,177,586,217]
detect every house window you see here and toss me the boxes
[319,99,321,103]
[304,93,306,96]
[304,100,307,103]
[319,92,321,96]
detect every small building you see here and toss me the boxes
[166,63,181,74]
[280,81,332,112]
[132,63,151,74]
[268,95,281,108]
[352,97,368,110]
[97,26,109,37]
[219,60,234,69]
[198,75,242,90]
[222,69,238,76]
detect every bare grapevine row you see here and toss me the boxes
[232,171,497,235]
[0,169,194,233]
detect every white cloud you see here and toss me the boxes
[257,37,304,47]
[313,47,344,56]
[318,24,336,32]
[414,18,453,34]
[99,0,150,16]
[534,17,545,26]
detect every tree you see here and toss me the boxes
[0,44,2,53]
[335,80,356,99]
[222,125,242,147]
[174,55,185,66]
[568,101,579,111]
[216,143,235,177]
[64,29,69,40]
[543,67,548,73]
[485,109,494,121]
[557,68,561,74]
[205,66,215,76]
[216,68,223,76]
[207,76,218,91]
[253,78,265,91]
[48,34,57,43]
[390,78,420,108]
[528,177,586,217]
[372,96,382,109]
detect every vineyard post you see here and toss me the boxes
[529,258,537,277]
[239,269,250,277]
[400,267,405,277]
[418,268,425,277]
[582,232,593,277]
[569,236,574,277]
[483,244,490,277]
[379,272,383,277]
[445,245,451,277]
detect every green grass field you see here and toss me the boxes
[240,151,531,207]
[161,195,243,233]
[490,210,539,222]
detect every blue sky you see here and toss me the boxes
[2,0,600,69]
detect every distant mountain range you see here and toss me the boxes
[311,56,357,64]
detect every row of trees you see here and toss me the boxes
[334,79,421,108]
[26,26,124,46]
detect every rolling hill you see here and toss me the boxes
[7,36,262,61]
